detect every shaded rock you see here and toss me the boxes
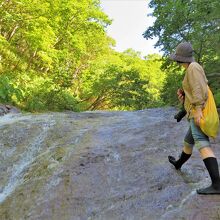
[0,108,219,220]
[0,104,20,116]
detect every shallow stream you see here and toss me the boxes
[0,108,220,219]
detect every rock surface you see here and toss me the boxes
[0,104,20,116]
[0,108,220,220]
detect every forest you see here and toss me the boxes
[0,0,220,112]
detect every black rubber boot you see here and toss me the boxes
[197,157,220,195]
[168,151,191,170]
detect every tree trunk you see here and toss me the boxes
[87,95,106,111]
[7,25,19,41]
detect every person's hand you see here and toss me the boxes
[193,108,203,126]
[177,88,185,104]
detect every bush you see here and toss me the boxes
[19,76,79,112]
[0,75,23,104]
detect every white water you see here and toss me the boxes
[0,116,55,204]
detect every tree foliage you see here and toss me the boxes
[0,0,167,111]
[144,0,220,106]
[144,0,220,69]
[79,51,166,110]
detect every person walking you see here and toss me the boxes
[168,41,220,194]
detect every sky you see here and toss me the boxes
[100,0,161,57]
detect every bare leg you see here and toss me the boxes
[183,145,193,155]
[199,147,215,159]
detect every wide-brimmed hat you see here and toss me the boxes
[170,42,195,63]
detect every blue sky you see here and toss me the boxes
[100,0,161,56]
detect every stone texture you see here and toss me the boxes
[0,108,220,220]
[0,104,20,116]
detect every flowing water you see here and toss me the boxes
[0,109,220,220]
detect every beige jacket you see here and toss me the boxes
[182,62,208,119]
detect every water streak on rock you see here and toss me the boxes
[0,108,219,220]
[0,116,55,203]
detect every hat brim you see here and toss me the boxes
[170,53,195,63]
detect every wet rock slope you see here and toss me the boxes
[0,108,220,220]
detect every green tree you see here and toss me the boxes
[79,50,166,110]
[0,0,168,111]
[0,0,114,111]
[143,0,220,72]
[144,0,220,106]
